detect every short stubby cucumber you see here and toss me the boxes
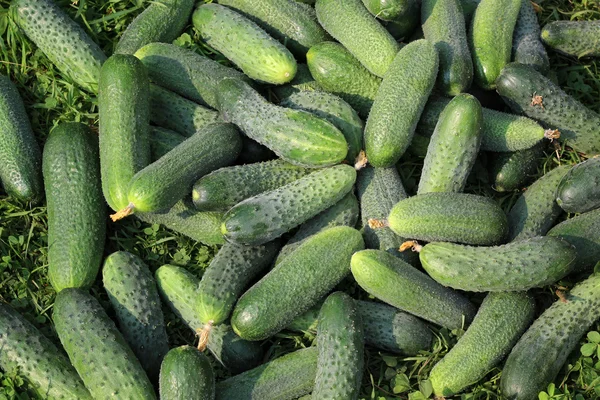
[549,209,600,272]
[159,346,215,400]
[271,64,323,100]
[221,164,356,246]
[364,39,438,167]
[556,157,600,214]
[489,144,545,192]
[512,0,549,74]
[541,20,600,58]
[351,249,477,329]
[149,126,186,161]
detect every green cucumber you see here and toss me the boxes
[382,9,420,40]
[221,164,356,246]
[0,74,42,202]
[418,93,482,194]
[0,304,92,399]
[43,123,106,292]
[556,157,600,214]
[351,249,476,329]
[364,39,439,167]
[549,209,600,272]
[53,288,156,399]
[232,226,364,340]
[10,0,106,92]
[313,292,364,400]
[271,64,323,101]
[496,62,600,156]
[193,4,297,85]
[102,251,169,381]
[501,272,600,400]
[361,0,413,21]
[387,193,508,245]
[459,0,480,19]
[488,144,545,192]
[429,292,535,397]
[541,20,600,58]
[159,346,215,400]
[512,0,549,74]
[149,126,186,161]
[419,236,576,292]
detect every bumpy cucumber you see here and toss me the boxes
[53,288,156,399]
[221,164,356,245]
[549,209,600,272]
[313,292,364,400]
[512,0,549,74]
[193,4,297,85]
[430,292,535,397]
[387,193,508,245]
[418,94,482,194]
[351,249,476,329]
[43,123,106,292]
[271,64,323,100]
[159,346,215,400]
[10,0,106,92]
[489,143,545,192]
[361,0,412,21]
[556,157,600,214]
[102,251,169,381]
[0,304,92,399]
[541,20,600,58]
[0,74,42,202]
[149,126,186,160]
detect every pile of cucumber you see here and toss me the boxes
[1,0,600,398]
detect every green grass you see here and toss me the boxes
[0,0,599,398]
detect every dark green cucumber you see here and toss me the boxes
[351,249,476,329]
[271,64,323,100]
[221,164,356,246]
[361,0,413,21]
[159,346,215,400]
[419,236,576,292]
[0,304,92,399]
[512,0,549,74]
[541,20,600,58]
[496,62,600,156]
[488,143,545,192]
[459,0,480,19]
[149,126,186,161]
[232,226,364,340]
[556,157,600,214]
[387,193,508,245]
[53,288,156,399]
[364,39,439,167]
[43,123,106,292]
[429,292,535,397]
[102,251,169,381]
[381,7,420,39]
[192,159,310,212]
[549,209,600,272]
[313,292,364,400]
[418,93,482,194]
[0,74,42,202]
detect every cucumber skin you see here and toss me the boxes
[150,126,186,161]
[231,226,365,341]
[271,64,323,101]
[0,74,42,202]
[388,193,509,246]
[549,209,600,272]
[541,20,600,58]
[159,346,215,400]
[430,292,535,397]
[501,272,600,400]
[512,0,549,74]
[0,304,92,400]
[418,93,482,194]
[221,165,356,246]
[43,123,106,292]
[362,0,411,21]
[489,144,545,192]
[313,292,364,400]
[102,251,169,382]
[556,158,600,214]
[496,62,600,156]
[365,39,439,167]
[351,249,477,329]
[53,289,156,400]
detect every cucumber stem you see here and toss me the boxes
[367,219,389,229]
[354,150,368,170]
[400,240,422,253]
[544,129,561,141]
[196,320,214,352]
[110,203,135,222]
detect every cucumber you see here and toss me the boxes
[556,157,600,214]
[387,193,508,245]
[488,143,545,192]
[512,0,549,74]
[221,164,356,246]
[549,209,600,272]
[53,288,156,399]
[231,226,364,340]
[99,54,151,212]
[159,346,215,400]
[114,0,195,55]
[0,74,42,202]
[43,123,106,292]
[381,8,419,40]
[406,134,431,158]
[496,62,600,156]
[418,93,483,194]
[150,126,186,161]
[10,0,106,92]
[507,165,571,241]
[0,304,92,399]
[459,0,480,19]
[419,236,577,292]
[429,292,535,397]
[364,39,439,167]
[361,0,413,21]
[313,292,364,400]
[541,20,600,58]
[421,0,473,95]
[469,0,522,90]
[216,347,318,400]
[217,78,348,167]
[102,251,169,381]
[193,4,297,85]
[306,41,382,118]
[192,159,311,212]
[271,64,323,101]
[351,250,476,329]
[501,272,600,400]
